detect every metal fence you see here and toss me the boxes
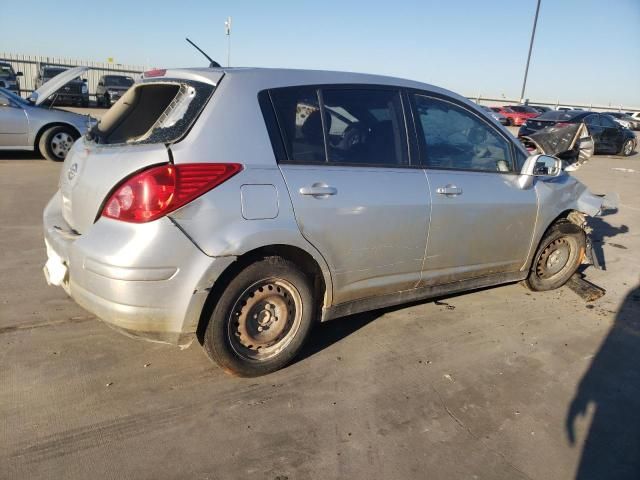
[0,53,145,99]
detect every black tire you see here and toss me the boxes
[203,257,315,377]
[38,126,79,162]
[524,221,586,291]
[620,138,635,157]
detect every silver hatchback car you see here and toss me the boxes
[43,67,605,376]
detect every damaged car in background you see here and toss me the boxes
[519,110,637,158]
[0,66,97,161]
[519,121,595,171]
[43,67,610,377]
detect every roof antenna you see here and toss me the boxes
[185,37,221,68]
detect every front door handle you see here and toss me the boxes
[299,184,337,197]
[436,184,463,196]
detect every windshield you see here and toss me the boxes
[0,87,28,105]
[104,76,134,87]
[43,67,67,78]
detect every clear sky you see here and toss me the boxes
[2,0,639,107]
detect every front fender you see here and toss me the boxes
[524,173,605,270]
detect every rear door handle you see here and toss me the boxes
[299,184,337,197]
[436,184,463,196]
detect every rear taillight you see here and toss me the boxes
[102,163,242,223]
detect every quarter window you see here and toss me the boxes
[270,87,326,163]
[413,95,514,172]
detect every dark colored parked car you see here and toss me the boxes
[519,111,637,156]
[96,74,135,107]
[0,62,22,92]
[34,65,89,106]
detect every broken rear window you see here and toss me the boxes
[89,79,214,146]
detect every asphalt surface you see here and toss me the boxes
[1,141,639,479]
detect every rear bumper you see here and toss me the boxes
[43,191,235,345]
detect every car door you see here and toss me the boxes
[0,94,28,147]
[410,92,537,286]
[599,115,624,154]
[584,114,607,153]
[269,86,430,305]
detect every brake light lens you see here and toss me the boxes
[143,68,166,78]
[102,163,242,223]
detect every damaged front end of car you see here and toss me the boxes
[563,189,618,270]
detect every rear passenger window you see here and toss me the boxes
[413,95,514,172]
[270,87,325,163]
[585,114,600,126]
[322,89,408,166]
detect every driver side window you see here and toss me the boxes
[413,94,514,172]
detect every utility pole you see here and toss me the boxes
[520,0,541,104]
[225,16,232,67]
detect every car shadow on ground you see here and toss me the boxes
[587,210,629,269]
[0,151,43,160]
[566,285,640,479]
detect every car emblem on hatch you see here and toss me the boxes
[67,163,78,181]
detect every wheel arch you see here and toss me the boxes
[33,122,81,154]
[195,243,330,344]
[526,209,587,272]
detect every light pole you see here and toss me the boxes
[520,0,541,104]
[225,16,232,67]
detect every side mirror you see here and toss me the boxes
[16,71,23,77]
[0,94,10,107]
[518,154,562,189]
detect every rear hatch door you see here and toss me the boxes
[59,72,219,233]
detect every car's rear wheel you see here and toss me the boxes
[203,257,315,377]
[620,139,635,157]
[524,222,586,291]
[38,126,79,162]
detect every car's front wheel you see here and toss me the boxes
[524,221,586,291]
[38,126,79,162]
[203,257,315,377]
[620,138,635,157]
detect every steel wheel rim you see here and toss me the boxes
[51,132,73,159]
[624,140,633,155]
[227,278,303,362]
[536,237,573,279]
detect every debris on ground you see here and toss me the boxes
[565,274,606,302]
[434,300,456,310]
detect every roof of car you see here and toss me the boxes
[162,66,468,103]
